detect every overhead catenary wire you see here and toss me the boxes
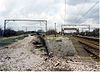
[76,0,99,24]
[73,0,87,24]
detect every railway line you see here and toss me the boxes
[76,35,99,42]
[74,35,99,60]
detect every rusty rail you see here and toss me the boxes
[78,39,99,50]
[76,35,99,42]
[75,35,99,58]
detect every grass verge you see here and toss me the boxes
[0,35,27,47]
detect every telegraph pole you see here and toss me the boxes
[88,25,90,32]
[45,21,47,35]
[55,23,57,37]
[26,27,27,32]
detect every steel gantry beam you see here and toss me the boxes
[61,24,90,35]
[5,19,47,22]
[61,24,90,31]
[3,19,47,36]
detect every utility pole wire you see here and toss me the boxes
[76,1,99,24]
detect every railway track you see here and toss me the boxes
[76,35,100,42]
[75,35,99,60]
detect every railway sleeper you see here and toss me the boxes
[83,46,100,60]
[76,35,99,42]
[78,40,99,50]
[79,42,100,60]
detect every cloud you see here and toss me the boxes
[64,1,99,26]
[0,0,99,31]
[0,0,6,12]
[66,0,98,5]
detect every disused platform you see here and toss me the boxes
[46,36,94,62]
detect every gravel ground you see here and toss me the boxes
[38,56,100,71]
[0,35,44,71]
[0,35,100,71]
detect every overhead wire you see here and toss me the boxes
[76,0,99,24]
[73,0,87,24]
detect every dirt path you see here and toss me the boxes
[0,36,44,71]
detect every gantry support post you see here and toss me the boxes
[3,20,7,36]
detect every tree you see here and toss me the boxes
[92,28,99,37]
[4,28,17,37]
[37,29,44,33]
[16,30,24,35]
[46,29,57,35]
[79,28,99,37]
[0,27,2,36]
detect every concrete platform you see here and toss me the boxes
[46,36,77,58]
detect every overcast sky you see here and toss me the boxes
[0,0,99,31]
